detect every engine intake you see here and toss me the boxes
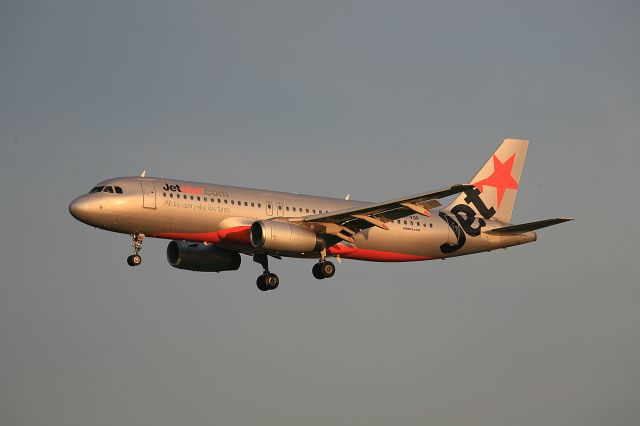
[166,241,241,272]
[250,220,324,254]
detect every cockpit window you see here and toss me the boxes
[89,186,105,193]
[114,186,123,194]
[103,186,114,193]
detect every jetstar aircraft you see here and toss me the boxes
[69,139,572,291]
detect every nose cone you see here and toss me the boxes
[69,196,93,223]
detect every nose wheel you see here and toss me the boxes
[312,260,336,280]
[127,233,145,267]
[254,253,279,291]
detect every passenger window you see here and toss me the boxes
[404,220,407,225]
[244,202,248,206]
[258,203,261,208]
[115,186,123,194]
[217,199,221,203]
[190,196,194,200]
[306,208,309,213]
[89,186,104,193]
[237,201,241,205]
[251,202,255,207]
[313,209,316,213]
[224,199,228,204]
[103,186,114,193]
[292,207,296,212]
[231,200,234,205]
[197,196,201,201]
[267,204,272,209]
[163,193,167,197]
[204,197,207,201]
[286,206,290,211]
[170,193,173,198]
[410,221,414,225]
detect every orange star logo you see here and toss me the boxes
[472,154,519,208]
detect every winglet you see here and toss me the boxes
[140,170,147,178]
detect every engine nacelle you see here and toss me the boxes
[250,220,325,254]
[166,241,241,272]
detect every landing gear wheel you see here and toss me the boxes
[264,273,279,290]
[312,263,325,280]
[127,254,142,267]
[256,273,279,291]
[256,275,269,291]
[312,261,336,279]
[320,261,335,279]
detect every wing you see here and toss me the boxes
[296,184,474,243]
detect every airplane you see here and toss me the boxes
[69,138,572,291]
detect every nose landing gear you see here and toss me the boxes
[126,233,145,267]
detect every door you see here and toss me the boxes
[140,181,156,209]
[276,202,284,217]
[266,201,273,216]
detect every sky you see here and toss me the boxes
[1,1,639,425]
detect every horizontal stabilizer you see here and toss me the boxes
[486,218,574,235]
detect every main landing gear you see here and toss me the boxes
[312,260,336,280]
[126,233,145,267]
[252,253,337,291]
[254,253,279,291]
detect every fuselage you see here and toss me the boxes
[69,176,536,262]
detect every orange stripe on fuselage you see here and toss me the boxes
[327,245,432,262]
[155,226,251,245]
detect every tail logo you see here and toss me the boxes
[472,154,519,208]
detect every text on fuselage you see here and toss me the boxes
[162,183,229,198]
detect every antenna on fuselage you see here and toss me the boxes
[344,194,350,200]
[139,170,147,178]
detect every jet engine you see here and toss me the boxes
[250,220,325,253]
[166,241,241,272]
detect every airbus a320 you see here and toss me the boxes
[69,139,572,291]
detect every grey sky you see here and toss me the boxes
[1,1,639,425]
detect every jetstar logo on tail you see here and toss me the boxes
[472,154,519,208]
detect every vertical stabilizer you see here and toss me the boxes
[446,138,528,223]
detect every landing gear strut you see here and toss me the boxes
[253,253,279,291]
[126,233,145,267]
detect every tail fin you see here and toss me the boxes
[446,138,528,223]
